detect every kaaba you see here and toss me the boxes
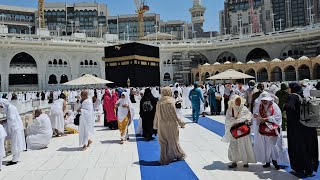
[103,42,160,87]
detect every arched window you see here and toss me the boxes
[48,74,58,84]
[48,61,52,65]
[64,61,67,65]
[80,61,84,65]
[85,60,88,65]
[60,74,68,84]
[58,59,63,65]
[53,59,57,65]
[163,73,171,81]
[89,60,93,65]
[94,62,97,65]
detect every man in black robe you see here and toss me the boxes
[285,83,319,178]
[139,88,158,141]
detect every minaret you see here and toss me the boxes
[189,0,206,37]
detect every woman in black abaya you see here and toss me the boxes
[285,83,319,178]
[139,88,158,141]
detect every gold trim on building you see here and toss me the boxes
[102,55,160,63]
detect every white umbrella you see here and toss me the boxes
[207,69,255,80]
[62,74,113,85]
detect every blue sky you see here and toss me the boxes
[0,0,224,31]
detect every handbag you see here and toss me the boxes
[230,122,251,139]
[74,114,80,126]
[259,122,280,137]
[229,108,251,139]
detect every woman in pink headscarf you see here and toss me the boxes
[103,89,118,130]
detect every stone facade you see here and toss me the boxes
[0,44,105,92]
[191,56,320,83]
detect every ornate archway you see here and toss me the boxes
[298,64,310,80]
[271,66,282,82]
[246,68,255,77]
[48,74,58,84]
[313,63,320,79]
[284,65,296,81]
[60,74,68,84]
[257,68,268,82]
[9,52,38,88]
[246,48,270,62]
[216,51,237,63]
[163,73,171,81]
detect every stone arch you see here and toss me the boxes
[189,52,209,67]
[271,66,282,82]
[94,62,97,66]
[284,65,296,81]
[196,73,200,81]
[246,68,255,77]
[89,60,93,65]
[58,59,63,65]
[9,52,38,87]
[246,48,270,62]
[48,74,58,84]
[216,51,237,63]
[313,63,320,79]
[80,61,84,65]
[205,72,210,80]
[64,61,67,65]
[85,60,88,65]
[163,73,171,81]
[257,68,268,82]
[298,64,310,80]
[48,61,52,65]
[60,74,68,84]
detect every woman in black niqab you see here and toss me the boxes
[285,82,319,178]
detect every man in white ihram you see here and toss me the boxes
[26,109,52,150]
[77,91,94,151]
[0,99,26,166]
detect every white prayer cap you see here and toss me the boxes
[260,91,273,101]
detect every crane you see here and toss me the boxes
[38,0,45,28]
[134,0,149,39]
[249,0,259,33]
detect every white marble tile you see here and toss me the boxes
[3,170,30,180]
[21,170,48,180]
[82,168,107,180]
[104,167,126,180]
[40,169,68,180]
[61,168,88,180]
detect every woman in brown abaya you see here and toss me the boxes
[153,87,186,165]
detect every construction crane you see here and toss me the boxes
[38,0,45,28]
[249,0,259,33]
[134,0,149,39]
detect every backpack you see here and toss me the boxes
[294,93,320,127]
[142,100,153,112]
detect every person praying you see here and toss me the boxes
[26,109,52,150]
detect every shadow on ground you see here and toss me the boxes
[204,161,298,180]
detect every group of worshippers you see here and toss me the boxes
[220,80,319,178]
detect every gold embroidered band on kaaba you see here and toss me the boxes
[102,55,160,63]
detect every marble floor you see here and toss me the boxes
[1,102,319,180]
